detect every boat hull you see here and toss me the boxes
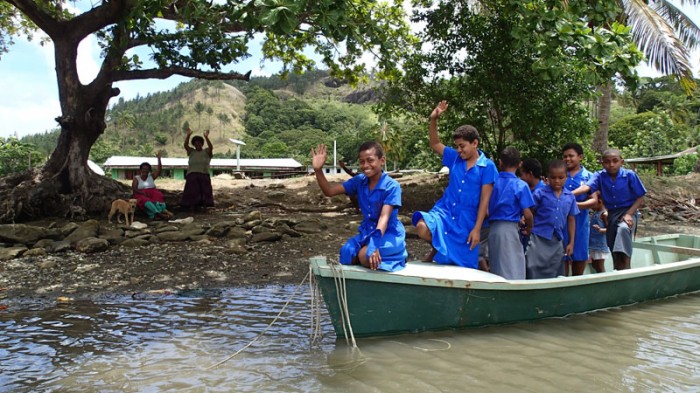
[311,234,700,338]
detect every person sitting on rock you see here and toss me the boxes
[311,141,408,271]
[132,151,172,220]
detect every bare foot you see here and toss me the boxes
[422,248,437,262]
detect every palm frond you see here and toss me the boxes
[623,0,694,81]
[651,0,700,52]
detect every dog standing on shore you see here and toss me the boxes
[108,198,138,226]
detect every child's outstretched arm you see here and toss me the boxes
[184,127,194,154]
[311,144,346,197]
[571,183,591,196]
[428,101,448,156]
[204,129,213,157]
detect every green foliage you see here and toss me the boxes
[618,112,687,158]
[609,112,658,149]
[0,137,44,176]
[673,153,699,175]
[90,138,121,164]
[154,133,168,146]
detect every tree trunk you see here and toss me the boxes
[593,82,612,156]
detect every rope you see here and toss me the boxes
[329,260,358,348]
[206,270,310,370]
[309,265,323,346]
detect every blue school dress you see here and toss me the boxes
[340,172,407,271]
[563,166,592,261]
[412,147,498,268]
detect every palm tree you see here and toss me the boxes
[193,101,206,129]
[594,0,700,154]
[217,113,231,138]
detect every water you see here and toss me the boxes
[1,286,699,392]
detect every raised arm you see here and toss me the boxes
[571,184,591,196]
[204,129,213,157]
[429,100,448,156]
[152,151,163,180]
[184,127,193,154]
[311,144,346,197]
[339,160,357,177]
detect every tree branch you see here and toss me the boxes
[6,0,61,37]
[111,67,252,82]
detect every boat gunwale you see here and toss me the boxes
[309,255,700,291]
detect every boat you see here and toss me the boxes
[310,234,700,338]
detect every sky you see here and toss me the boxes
[1,3,699,139]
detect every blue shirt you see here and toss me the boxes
[434,147,498,240]
[343,172,402,234]
[531,180,545,192]
[586,167,646,210]
[489,172,535,222]
[566,166,592,203]
[531,186,580,241]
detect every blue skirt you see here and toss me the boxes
[339,227,407,272]
[412,210,479,269]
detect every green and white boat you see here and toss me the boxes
[310,234,700,338]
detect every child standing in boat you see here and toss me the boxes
[413,100,498,268]
[488,147,534,280]
[573,149,646,271]
[526,160,579,279]
[311,142,408,271]
[589,194,608,273]
[562,143,593,276]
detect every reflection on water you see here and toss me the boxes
[1,287,699,392]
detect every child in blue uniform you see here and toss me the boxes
[311,142,407,271]
[562,143,593,276]
[589,194,608,273]
[526,160,579,279]
[488,147,534,280]
[413,100,498,268]
[573,149,646,271]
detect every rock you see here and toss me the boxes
[63,220,100,245]
[180,225,206,238]
[74,237,109,253]
[155,225,180,233]
[59,222,80,237]
[52,241,72,253]
[168,217,194,224]
[130,221,149,229]
[242,219,261,230]
[345,221,361,232]
[224,227,248,239]
[33,239,55,249]
[121,238,151,247]
[74,264,99,273]
[399,215,413,226]
[25,248,48,257]
[0,224,48,244]
[244,210,262,222]
[100,228,125,245]
[0,246,28,261]
[295,219,327,234]
[267,183,286,189]
[189,235,212,242]
[125,230,147,238]
[275,223,302,237]
[38,259,56,269]
[206,221,238,237]
[250,232,282,243]
[195,238,213,245]
[252,225,272,234]
[156,231,191,242]
[267,191,286,200]
[225,238,247,253]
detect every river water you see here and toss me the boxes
[1,285,699,392]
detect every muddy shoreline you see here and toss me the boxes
[0,173,698,311]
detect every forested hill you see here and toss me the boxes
[22,69,386,167]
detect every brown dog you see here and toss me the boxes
[108,198,137,226]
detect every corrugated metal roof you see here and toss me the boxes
[103,156,304,169]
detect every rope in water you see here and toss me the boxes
[206,270,310,370]
[309,265,323,346]
[328,260,358,348]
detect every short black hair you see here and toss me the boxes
[358,141,384,158]
[191,136,205,145]
[500,147,521,168]
[521,158,542,178]
[562,142,584,156]
[452,125,479,142]
[602,148,622,159]
[139,162,151,171]
[547,159,567,174]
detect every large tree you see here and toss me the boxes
[593,0,700,154]
[382,0,642,165]
[0,0,413,221]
